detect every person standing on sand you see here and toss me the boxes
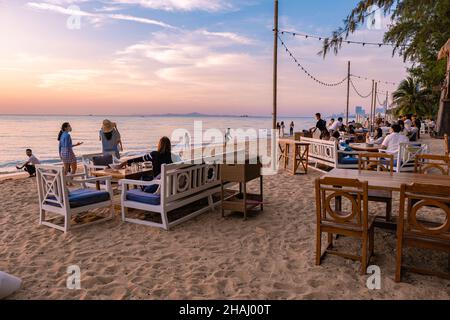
[310,113,327,139]
[99,119,123,159]
[16,149,40,177]
[224,128,232,145]
[290,121,295,137]
[280,121,285,137]
[58,122,83,176]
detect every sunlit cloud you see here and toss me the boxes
[26,2,176,28]
[200,30,254,45]
[109,0,232,12]
[35,0,233,12]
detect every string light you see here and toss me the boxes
[279,29,406,49]
[279,35,348,87]
[352,74,397,86]
[349,78,372,98]
[376,90,388,106]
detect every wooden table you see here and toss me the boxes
[91,168,153,189]
[278,139,310,175]
[349,143,382,152]
[324,169,450,191]
[220,162,263,221]
[323,169,450,229]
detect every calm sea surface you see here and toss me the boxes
[0,115,324,173]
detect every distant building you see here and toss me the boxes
[375,107,386,114]
[355,106,365,116]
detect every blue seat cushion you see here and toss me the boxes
[45,189,110,208]
[339,156,359,165]
[69,189,110,208]
[126,189,161,206]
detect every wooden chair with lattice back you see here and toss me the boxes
[357,153,394,222]
[396,183,450,282]
[415,154,450,175]
[315,177,375,275]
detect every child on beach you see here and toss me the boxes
[16,149,40,177]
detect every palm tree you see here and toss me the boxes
[392,77,431,117]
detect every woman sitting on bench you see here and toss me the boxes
[121,137,179,193]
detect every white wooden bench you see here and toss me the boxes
[120,160,236,230]
[299,137,360,171]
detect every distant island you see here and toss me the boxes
[147,112,265,118]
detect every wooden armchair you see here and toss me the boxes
[396,183,450,281]
[358,153,394,222]
[315,177,375,275]
[414,154,450,175]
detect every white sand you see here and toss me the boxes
[0,137,449,299]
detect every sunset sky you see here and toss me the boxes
[0,0,408,116]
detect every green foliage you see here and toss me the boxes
[392,76,437,118]
[321,0,450,117]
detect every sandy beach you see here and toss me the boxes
[0,137,449,300]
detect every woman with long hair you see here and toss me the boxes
[58,122,83,175]
[366,128,384,145]
[122,136,174,179]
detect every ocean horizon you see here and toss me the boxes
[0,114,348,173]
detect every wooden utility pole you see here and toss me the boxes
[272,0,279,131]
[384,91,389,120]
[370,80,375,132]
[373,81,378,128]
[346,61,351,125]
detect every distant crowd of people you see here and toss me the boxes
[301,112,431,155]
[14,114,436,178]
[276,121,295,138]
[16,119,173,182]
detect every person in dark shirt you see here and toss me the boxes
[123,136,173,178]
[310,113,327,138]
[412,115,422,139]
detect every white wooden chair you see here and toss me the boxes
[380,142,429,172]
[81,152,118,189]
[36,165,114,233]
[120,162,225,230]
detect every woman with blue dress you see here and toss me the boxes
[58,122,83,175]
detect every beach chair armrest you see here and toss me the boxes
[119,179,161,187]
[72,176,112,184]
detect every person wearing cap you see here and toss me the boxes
[99,120,123,159]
